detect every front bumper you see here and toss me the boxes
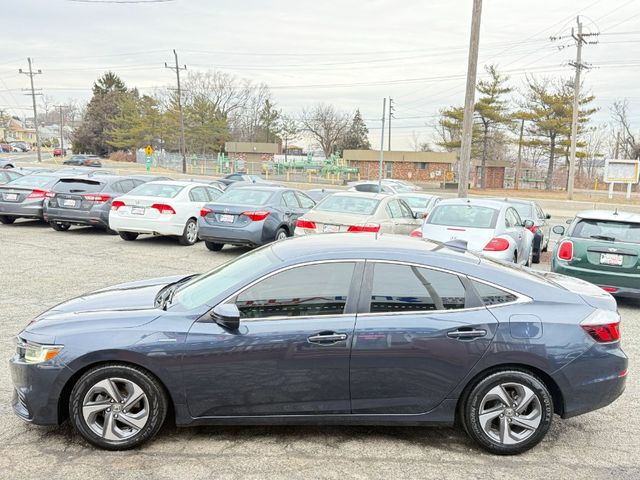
[552,262,640,298]
[9,355,71,425]
[0,200,44,219]
[44,205,109,228]
[198,220,266,246]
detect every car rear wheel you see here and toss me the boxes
[178,218,198,246]
[50,221,71,231]
[275,227,288,241]
[119,232,139,241]
[462,370,553,455]
[69,364,167,450]
[205,241,224,251]
[0,215,16,224]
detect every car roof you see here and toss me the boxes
[575,210,640,223]
[398,192,436,198]
[437,198,507,209]
[488,197,534,206]
[142,180,198,187]
[328,191,388,200]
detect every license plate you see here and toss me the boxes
[219,214,234,223]
[4,193,18,201]
[62,199,77,207]
[600,253,623,266]
[131,206,145,215]
[323,224,340,233]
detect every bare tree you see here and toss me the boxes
[611,100,639,159]
[301,104,350,157]
[409,131,432,152]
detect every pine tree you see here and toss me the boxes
[339,109,371,151]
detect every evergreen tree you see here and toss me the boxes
[339,109,371,151]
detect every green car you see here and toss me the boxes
[551,210,640,298]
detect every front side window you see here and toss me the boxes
[369,263,466,312]
[282,190,300,208]
[234,262,356,319]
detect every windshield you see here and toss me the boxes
[172,246,282,309]
[5,175,55,188]
[401,195,433,208]
[129,183,184,198]
[572,219,640,244]
[215,189,274,205]
[53,179,104,193]
[428,204,499,229]
[315,195,380,215]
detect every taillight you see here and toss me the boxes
[200,207,212,217]
[580,309,621,343]
[483,237,510,251]
[295,218,317,229]
[111,200,125,210]
[601,286,618,293]
[151,203,176,215]
[45,192,56,198]
[27,189,48,199]
[242,210,270,221]
[557,240,573,260]
[347,224,380,233]
[83,194,111,203]
[410,228,423,238]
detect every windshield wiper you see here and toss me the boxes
[590,235,616,242]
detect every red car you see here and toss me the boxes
[53,147,67,157]
[0,143,12,153]
[83,156,102,167]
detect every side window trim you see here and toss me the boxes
[216,260,365,321]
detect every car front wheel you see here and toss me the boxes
[178,218,198,246]
[69,364,167,450]
[462,370,553,455]
[0,215,16,224]
[205,241,224,251]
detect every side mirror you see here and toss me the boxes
[565,218,572,224]
[413,211,422,219]
[552,225,565,235]
[523,219,535,228]
[211,303,240,330]
[545,213,551,219]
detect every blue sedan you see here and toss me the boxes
[10,234,626,454]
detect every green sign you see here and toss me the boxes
[145,155,152,171]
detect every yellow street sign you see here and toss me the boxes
[145,145,153,156]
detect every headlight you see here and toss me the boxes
[16,338,64,364]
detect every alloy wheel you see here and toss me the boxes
[477,382,542,445]
[276,230,287,241]
[81,377,149,441]
[186,221,198,243]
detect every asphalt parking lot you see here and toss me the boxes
[1,218,639,480]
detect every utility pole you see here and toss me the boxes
[53,105,65,155]
[19,58,42,162]
[515,117,525,190]
[378,98,386,192]
[458,0,482,198]
[388,97,393,152]
[165,50,187,173]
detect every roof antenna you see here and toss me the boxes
[614,208,619,216]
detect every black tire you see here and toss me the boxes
[274,227,288,242]
[103,226,118,235]
[205,241,224,251]
[532,250,541,264]
[50,221,71,231]
[69,363,167,451]
[0,215,16,224]
[119,231,139,241]
[461,369,553,455]
[178,218,198,246]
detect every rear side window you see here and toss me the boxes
[572,219,640,244]
[234,262,356,319]
[189,187,209,202]
[53,179,104,193]
[6,175,55,188]
[315,195,380,215]
[369,263,466,312]
[216,189,273,206]
[471,280,517,306]
[129,183,184,198]
[295,192,315,209]
[428,205,498,229]
[282,190,300,208]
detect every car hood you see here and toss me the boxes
[31,274,192,322]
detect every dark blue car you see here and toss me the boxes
[9,234,627,454]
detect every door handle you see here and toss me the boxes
[307,332,348,344]
[447,329,487,339]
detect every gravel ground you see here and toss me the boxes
[0,219,638,480]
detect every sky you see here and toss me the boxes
[1,0,639,150]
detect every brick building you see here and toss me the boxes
[342,150,456,182]
[225,142,280,174]
[472,159,510,189]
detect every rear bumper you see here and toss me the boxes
[109,214,184,236]
[552,342,628,418]
[552,262,640,297]
[198,220,266,246]
[0,200,44,219]
[44,205,109,228]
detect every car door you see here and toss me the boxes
[183,261,363,417]
[394,199,422,234]
[535,203,550,249]
[350,261,498,414]
[281,190,305,232]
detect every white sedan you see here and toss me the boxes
[419,198,535,265]
[108,181,223,245]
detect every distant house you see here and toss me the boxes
[5,118,36,143]
[472,159,510,189]
[342,149,457,182]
